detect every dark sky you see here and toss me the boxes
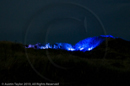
[0,0,130,45]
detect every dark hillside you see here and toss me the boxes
[0,39,130,86]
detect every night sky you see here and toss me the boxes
[0,0,130,45]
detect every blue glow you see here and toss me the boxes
[100,35,115,38]
[88,47,94,51]
[25,35,116,52]
[74,36,105,52]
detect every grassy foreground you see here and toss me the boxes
[0,41,130,86]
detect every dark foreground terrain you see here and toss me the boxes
[0,38,130,86]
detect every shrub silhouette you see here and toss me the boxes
[0,38,130,86]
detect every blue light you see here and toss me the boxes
[79,47,84,51]
[39,46,46,49]
[74,36,105,52]
[67,48,75,51]
[100,35,115,38]
[88,47,93,51]
[25,35,116,52]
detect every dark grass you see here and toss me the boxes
[0,40,130,86]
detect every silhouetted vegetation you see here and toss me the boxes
[0,38,130,86]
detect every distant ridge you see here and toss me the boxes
[25,35,129,52]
